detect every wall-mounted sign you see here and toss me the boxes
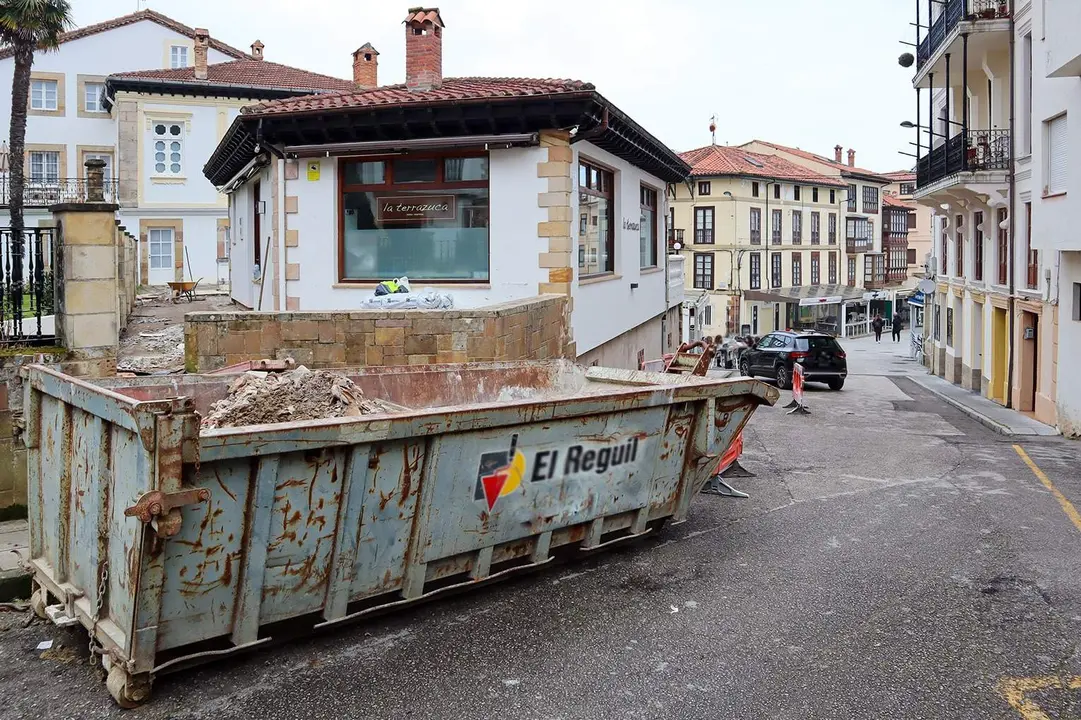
[622,218,641,232]
[376,195,456,223]
[799,296,843,306]
[306,161,320,181]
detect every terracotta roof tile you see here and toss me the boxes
[404,8,445,26]
[883,194,914,209]
[677,145,846,187]
[111,59,356,94]
[739,140,892,183]
[883,170,916,181]
[241,77,594,116]
[0,9,249,61]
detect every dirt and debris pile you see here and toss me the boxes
[201,366,398,430]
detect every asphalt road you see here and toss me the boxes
[1,339,1080,719]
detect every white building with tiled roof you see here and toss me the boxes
[0,9,357,287]
[203,7,690,370]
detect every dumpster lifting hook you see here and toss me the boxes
[124,489,210,537]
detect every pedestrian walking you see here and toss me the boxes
[891,310,903,342]
[872,314,885,343]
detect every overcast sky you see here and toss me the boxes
[80,0,917,173]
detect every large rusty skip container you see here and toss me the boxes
[22,360,777,706]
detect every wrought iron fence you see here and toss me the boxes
[917,0,1008,69]
[0,176,119,207]
[0,227,56,344]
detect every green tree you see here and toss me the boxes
[0,0,72,325]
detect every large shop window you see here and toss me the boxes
[579,159,615,276]
[339,154,490,282]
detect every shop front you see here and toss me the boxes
[743,285,866,337]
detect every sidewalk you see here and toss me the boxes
[0,519,30,601]
[907,373,1060,437]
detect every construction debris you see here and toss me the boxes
[201,366,398,429]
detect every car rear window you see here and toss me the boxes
[795,337,840,352]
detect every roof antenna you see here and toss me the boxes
[709,115,717,145]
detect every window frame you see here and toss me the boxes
[749,251,761,289]
[828,252,838,284]
[774,184,781,200]
[771,208,782,245]
[828,213,837,244]
[997,207,1009,285]
[337,150,493,284]
[810,251,821,285]
[83,81,106,114]
[792,252,802,287]
[749,207,762,245]
[640,184,659,269]
[694,206,715,244]
[862,185,880,214]
[811,211,821,245]
[974,210,984,281]
[1045,113,1067,197]
[752,181,760,198]
[170,45,190,69]
[792,210,802,245]
[812,187,819,203]
[1025,201,1038,289]
[28,73,64,116]
[150,119,186,178]
[770,251,782,288]
[698,181,711,196]
[847,184,857,212]
[693,252,714,290]
[28,150,60,183]
[794,185,801,202]
[847,257,857,286]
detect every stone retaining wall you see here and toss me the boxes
[185,295,571,372]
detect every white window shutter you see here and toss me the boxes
[1048,114,1067,195]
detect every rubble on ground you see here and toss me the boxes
[118,324,185,373]
[201,366,398,429]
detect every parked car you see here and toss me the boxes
[738,330,847,390]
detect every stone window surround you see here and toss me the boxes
[76,74,108,119]
[28,71,65,117]
[139,218,185,282]
[76,145,114,180]
[165,38,194,69]
[23,143,67,180]
[145,112,192,183]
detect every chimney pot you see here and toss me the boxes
[194,28,209,80]
[352,43,379,89]
[251,40,264,60]
[403,7,445,91]
[847,149,856,167]
[834,145,843,163]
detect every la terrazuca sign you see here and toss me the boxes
[474,434,642,511]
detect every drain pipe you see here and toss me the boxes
[1005,0,1016,407]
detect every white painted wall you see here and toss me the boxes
[571,140,667,355]
[228,139,671,360]
[277,148,549,311]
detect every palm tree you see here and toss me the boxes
[0,0,72,328]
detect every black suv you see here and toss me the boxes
[738,331,848,390]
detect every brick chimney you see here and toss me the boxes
[251,40,264,60]
[834,145,843,163]
[194,28,209,80]
[404,7,444,91]
[847,149,856,167]
[352,42,379,89]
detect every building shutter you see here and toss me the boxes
[1048,114,1067,195]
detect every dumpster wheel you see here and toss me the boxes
[29,588,47,620]
[106,666,151,708]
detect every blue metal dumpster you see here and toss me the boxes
[22,360,777,706]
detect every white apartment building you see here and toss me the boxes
[1031,0,1080,435]
[906,0,1062,429]
[0,10,356,288]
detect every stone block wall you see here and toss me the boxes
[185,295,571,373]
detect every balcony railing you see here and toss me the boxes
[0,176,119,208]
[846,237,873,254]
[917,0,1010,70]
[916,129,1010,189]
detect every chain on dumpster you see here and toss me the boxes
[88,559,109,676]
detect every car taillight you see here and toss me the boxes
[837,351,846,359]
[790,351,809,360]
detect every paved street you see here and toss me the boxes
[2,337,1080,719]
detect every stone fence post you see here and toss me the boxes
[50,159,121,377]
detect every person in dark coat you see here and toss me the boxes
[891,311,903,342]
[872,314,885,343]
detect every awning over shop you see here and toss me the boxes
[742,284,868,306]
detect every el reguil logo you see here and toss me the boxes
[474,434,641,511]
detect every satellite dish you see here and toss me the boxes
[917,279,937,294]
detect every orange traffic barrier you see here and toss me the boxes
[714,430,744,476]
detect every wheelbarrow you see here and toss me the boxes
[166,279,201,303]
